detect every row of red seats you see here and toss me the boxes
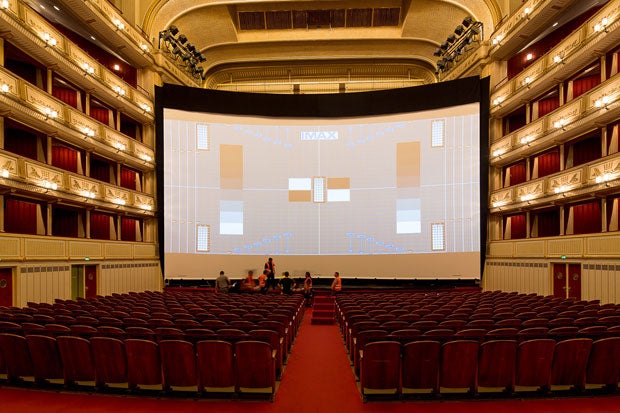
[358,337,620,401]
[0,333,278,399]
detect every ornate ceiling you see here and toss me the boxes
[139,0,504,87]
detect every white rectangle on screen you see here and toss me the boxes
[397,198,421,234]
[196,225,210,251]
[288,178,312,190]
[313,177,326,202]
[220,200,243,235]
[327,189,350,202]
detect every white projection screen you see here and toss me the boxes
[157,78,489,281]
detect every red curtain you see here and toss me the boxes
[90,107,110,125]
[572,75,600,99]
[573,201,601,235]
[90,158,111,183]
[537,150,560,178]
[506,162,526,186]
[52,208,79,238]
[4,129,38,160]
[536,210,560,237]
[121,217,137,242]
[537,97,559,118]
[572,137,601,167]
[5,198,37,235]
[90,212,111,240]
[120,167,137,190]
[508,213,526,239]
[52,87,77,108]
[504,113,526,134]
[51,145,78,173]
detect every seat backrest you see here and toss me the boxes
[360,340,401,392]
[401,340,441,391]
[26,334,63,381]
[234,340,275,390]
[478,339,517,388]
[90,336,128,385]
[550,338,592,387]
[125,339,162,388]
[440,340,479,390]
[57,335,95,382]
[159,340,197,388]
[516,338,555,387]
[586,337,620,386]
[196,340,235,390]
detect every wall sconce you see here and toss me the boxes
[113,18,125,31]
[553,118,566,130]
[140,44,150,53]
[594,95,610,109]
[595,173,616,184]
[140,204,152,211]
[523,7,532,19]
[492,96,504,106]
[42,32,57,47]
[594,17,609,33]
[1,168,9,178]
[492,148,506,158]
[492,34,503,46]
[113,85,126,97]
[82,190,96,199]
[0,83,9,93]
[520,194,535,202]
[520,135,534,145]
[43,107,58,120]
[1,1,9,10]
[523,76,533,88]
[82,126,95,138]
[42,180,58,191]
[113,198,126,207]
[554,185,569,194]
[553,53,565,64]
[140,154,152,162]
[139,103,152,113]
[82,63,95,75]
[113,142,126,152]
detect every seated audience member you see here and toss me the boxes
[331,272,342,294]
[258,269,268,294]
[215,270,230,293]
[244,270,257,291]
[279,271,295,295]
[303,272,313,306]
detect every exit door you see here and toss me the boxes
[0,268,12,307]
[552,263,581,300]
[85,265,97,298]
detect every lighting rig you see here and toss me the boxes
[158,25,207,81]
[434,17,483,75]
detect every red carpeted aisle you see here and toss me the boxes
[0,311,618,412]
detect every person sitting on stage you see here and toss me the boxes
[258,269,268,294]
[215,270,230,293]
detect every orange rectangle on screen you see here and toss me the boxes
[397,142,420,187]
[289,190,312,202]
[327,177,350,189]
[220,144,243,189]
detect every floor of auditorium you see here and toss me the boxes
[0,310,618,413]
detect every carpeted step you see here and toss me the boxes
[311,317,335,325]
[312,309,335,318]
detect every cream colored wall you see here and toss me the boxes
[99,261,162,296]
[483,260,552,296]
[17,265,72,306]
[581,263,620,305]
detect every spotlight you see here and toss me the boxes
[433,49,442,56]
[168,25,179,36]
[447,34,456,44]
[440,41,449,50]
[177,34,188,44]
[462,16,473,27]
[186,43,196,53]
[470,24,481,35]
[436,60,446,69]
[454,25,464,36]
